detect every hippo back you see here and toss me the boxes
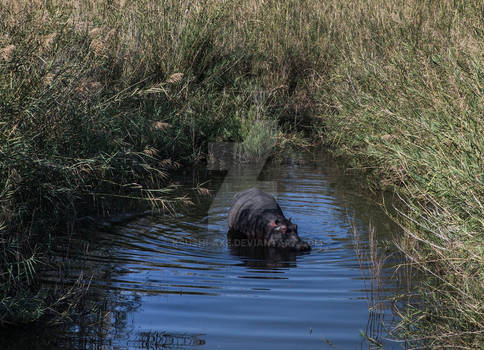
[228,188,283,233]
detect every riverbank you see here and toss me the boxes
[1,0,482,347]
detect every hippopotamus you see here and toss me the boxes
[228,188,310,251]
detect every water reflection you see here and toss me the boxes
[3,151,412,350]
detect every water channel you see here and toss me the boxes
[4,152,411,350]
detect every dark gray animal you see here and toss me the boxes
[228,188,310,251]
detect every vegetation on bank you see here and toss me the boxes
[0,0,482,347]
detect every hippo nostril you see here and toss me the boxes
[295,241,311,251]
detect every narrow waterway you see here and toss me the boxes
[8,152,411,350]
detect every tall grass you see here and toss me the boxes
[0,0,482,347]
[317,2,483,347]
[0,0,319,325]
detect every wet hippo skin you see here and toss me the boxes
[228,188,310,251]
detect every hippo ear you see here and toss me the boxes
[268,220,277,227]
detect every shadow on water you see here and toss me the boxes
[0,150,415,350]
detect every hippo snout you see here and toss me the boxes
[294,240,311,251]
[280,238,311,251]
[268,233,311,251]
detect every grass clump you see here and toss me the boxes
[318,1,484,347]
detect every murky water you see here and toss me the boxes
[6,153,411,349]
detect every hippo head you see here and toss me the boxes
[265,219,310,251]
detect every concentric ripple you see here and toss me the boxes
[58,155,406,349]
